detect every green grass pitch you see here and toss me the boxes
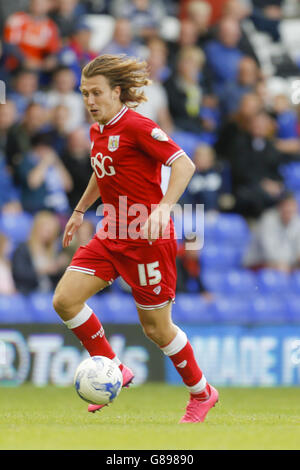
[0,384,299,450]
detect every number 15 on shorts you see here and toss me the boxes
[138,262,161,286]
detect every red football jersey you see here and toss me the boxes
[90,106,186,244]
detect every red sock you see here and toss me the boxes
[64,304,123,369]
[161,328,210,400]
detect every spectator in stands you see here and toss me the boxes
[251,0,283,41]
[222,0,251,21]
[0,156,22,214]
[50,0,86,40]
[101,18,141,57]
[204,17,244,96]
[15,134,72,214]
[8,68,47,119]
[5,102,49,182]
[220,56,260,117]
[176,235,213,299]
[137,38,173,134]
[58,20,97,88]
[83,0,110,14]
[244,191,300,272]
[230,111,284,218]
[215,92,264,160]
[41,104,70,156]
[186,0,213,48]
[0,100,17,154]
[45,66,85,131]
[182,144,232,212]
[110,0,166,42]
[0,40,24,88]
[0,233,16,295]
[60,128,93,210]
[164,46,213,135]
[12,210,69,293]
[3,0,61,72]
[0,100,22,213]
[167,18,199,71]
[271,94,300,161]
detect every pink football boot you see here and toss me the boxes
[179,385,219,423]
[88,365,134,413]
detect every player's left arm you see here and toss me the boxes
[142,154,195,242]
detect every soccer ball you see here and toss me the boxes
[74,356,123,405]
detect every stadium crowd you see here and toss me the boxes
[1,0,300,318]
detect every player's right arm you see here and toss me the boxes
[62,173,100,248]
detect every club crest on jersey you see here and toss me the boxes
[151,128,168,142]
[153,285,161,295]
[108,135,120,152]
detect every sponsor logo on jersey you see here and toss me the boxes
[108,135,120,152]
[91,152,116,178]
[151,127,168,142]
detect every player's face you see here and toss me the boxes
[80,75,122,124]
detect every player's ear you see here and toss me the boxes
[112,85,121,101]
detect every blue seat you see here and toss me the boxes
[214,213,250,247]
[290,271,300,294]
[0,294,33,323]
[173,294,217,323]
[28,292,59,322]
[203,269,257,295]
[201,243,242,269]
[171,131,203,158]
[201,270,224,292]
[280,163,300,191]
[210,295,252,324]
[0,212,33,244]
[251,294,290,324]
[256,269,290,295]
[285,294,300,323]
[99,293,137,323]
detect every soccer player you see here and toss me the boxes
[53,54,218,423]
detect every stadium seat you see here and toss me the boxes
[280,163,300,191]
[285,294,300,323]
[202,269,257,295]
[84,14,115,51]
[159,16,180,41]
[290,270,300,294]
[214,213,250,247]
[28,292,59,323]
[255,269,291,295]
[173,294,217,323]
[201,243,243,269]
[98,293,137,323]
[0,212,33,245]
[171,131,204,158]
[279,18,300,61]
[251,294,290,324]
[209,295,252,324]
[0,294,33,323]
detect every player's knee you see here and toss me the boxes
[52,290,73,316]
[142,323,165,345]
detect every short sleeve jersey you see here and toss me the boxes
[90,106,186,244]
